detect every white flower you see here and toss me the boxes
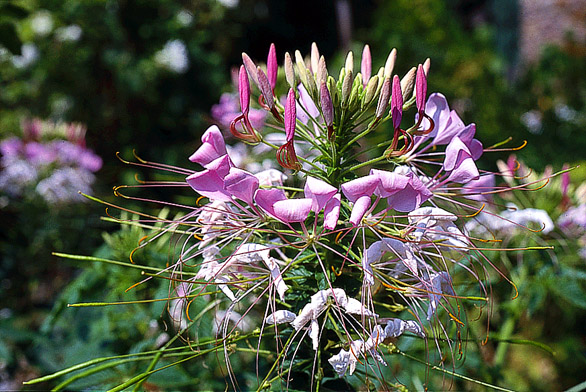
[408,207,470,250]
[31,11,53,36]
[363,238,421,284]
[155,40,189,73]
[11,44,39,69]
[55,25,82,42]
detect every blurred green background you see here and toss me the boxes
[1,0,585,390]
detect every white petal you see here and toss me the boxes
[265,310,296,325]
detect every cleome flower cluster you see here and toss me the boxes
[113,43,549,389]
[0,119,102,205]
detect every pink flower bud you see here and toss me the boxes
[391,75,403,130]
[267,43,278,91]
[361,44,372,87]
[257,66,275,109]
[416,64,427,114]
[238,65,250,114]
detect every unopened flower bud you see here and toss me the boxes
[361,44,372,87]
[320,82,334,127]
[349,74,362,107]
[257,66,274,109]
[423,57,431,76]
[311,42,320,74]
[400,67,416,102]
[341,69,353,105]
[242,52,259,86]
[295,50,308,86]
[345,51,354,74]
[415,64,427,113]
[375,77,391,119]
[238,65,250,114]
[284,52,296,89]
[267,43,278,91]
[320,82,334,139]
[316,56,328,86]
[363,75,379,106]
[305,68,317,97]
[391,75,403,129]
[384,48,397,79]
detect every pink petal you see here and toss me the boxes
[349,195,372,226]
[304,176,337,212]
[420,93,450,139]
[205,154,232,178]
[370,169,410,198]
[254,188,286,219]
[444,137,479,184]
[224,168,259,205]
[340,174,379,202]
[323,193,341,230]
[186,170,231,202]
[387,174,432,212]
[432,110,465,145]
[273,198,313,222]
[188,125,227,164]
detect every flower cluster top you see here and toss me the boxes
[179,43,507,380]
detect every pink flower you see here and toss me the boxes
[254,188,312,223]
